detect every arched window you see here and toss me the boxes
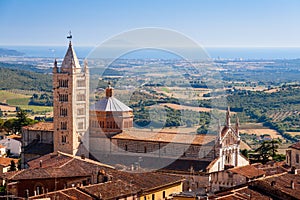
[62,135,67,143]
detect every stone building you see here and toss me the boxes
[89,83,134,154]
[4,152,183,199]
[52,39,89,157]
[22,38,248,175]
[286,141,300,168]
[206,108,249,173]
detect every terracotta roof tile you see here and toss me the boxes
[112,129,216,145]
[22,122,53,131]
[6,151,184,199]
[290,141,300,150]
[0,157,18,167]
[216,186,271,200]
[229,165,265,179]
[251,173,300,199]
[81,180,139,199]
[29,189,81,200]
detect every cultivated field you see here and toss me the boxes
[0,90,53,114]
[268,110,299,122]
[159,103,236,114]
[239,123,284,139]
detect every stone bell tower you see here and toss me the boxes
[53,34,89,157]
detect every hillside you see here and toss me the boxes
[0,67,52,92]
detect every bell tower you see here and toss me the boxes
[53,33,89,157]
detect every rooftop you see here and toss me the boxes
[112,129,216,145]
[290,141,300,150]
[61,41,81,69]
[229,165,265,179]
[29,187,94,200]
[215,186,271,200]
[22,122,54,131]
[0,157,18,167]
[251,172,300,199]
[90,97,132,112]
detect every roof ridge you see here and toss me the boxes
[57,151,114,169]
[58,157,75,168]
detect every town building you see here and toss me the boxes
[4,151,184,199]
[0,136,22,157]
[286,141,300,169]
[0,157,18,177]
[22,38,248,175]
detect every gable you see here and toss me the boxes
[221,127,239,146]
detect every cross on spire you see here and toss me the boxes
[67,31,72,43]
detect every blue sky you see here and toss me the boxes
[1,0,300,47]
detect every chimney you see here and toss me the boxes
[81,154,85,160]
[271,181,276,186]
[291,180,295,189]
[291,167,298,174]
[39,160,42,168]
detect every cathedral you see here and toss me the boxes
[22,39,248,173]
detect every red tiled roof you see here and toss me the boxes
[29,188,87,200]
[81,180,140,199]
[216,186,271,200]
[112,129,216,145]
[229,165,265,179]
[7,134,21,140]
[0,157,18,167]
[22,122,54,131]
[6,151,184,199]
[252,173,300,199]
[290,142,300,150]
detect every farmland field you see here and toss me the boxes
[239,123,284,139]
[0,90,30,103]
[0,90,53,114]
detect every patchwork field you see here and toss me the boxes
[159,103,236,114]
[268,110,299,122]
[0,90,30,103]
[239,123,283,139]
[0,90,53,114]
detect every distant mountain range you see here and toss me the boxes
[0,48,24,56]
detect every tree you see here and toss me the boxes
[3,109,36,133]
[15,109,36,133]
[270,139,281,157]
[255,140,272,164]
[255,139,281,164]
[10,160,16,171]
[240,149,249,158]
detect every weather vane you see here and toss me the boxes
[67,31,72,42]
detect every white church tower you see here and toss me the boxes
[207,107,249,173]
[53,33,89,157]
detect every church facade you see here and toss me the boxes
[22,40,248,173]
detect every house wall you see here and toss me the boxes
[0,138,21,156]
[0,147,6,157]
[140,182,183,200]
[209,170,246,192]
[111,138,214,159]
[7,176,92,198]
[286,148,300,168]
[22,130,53,146]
